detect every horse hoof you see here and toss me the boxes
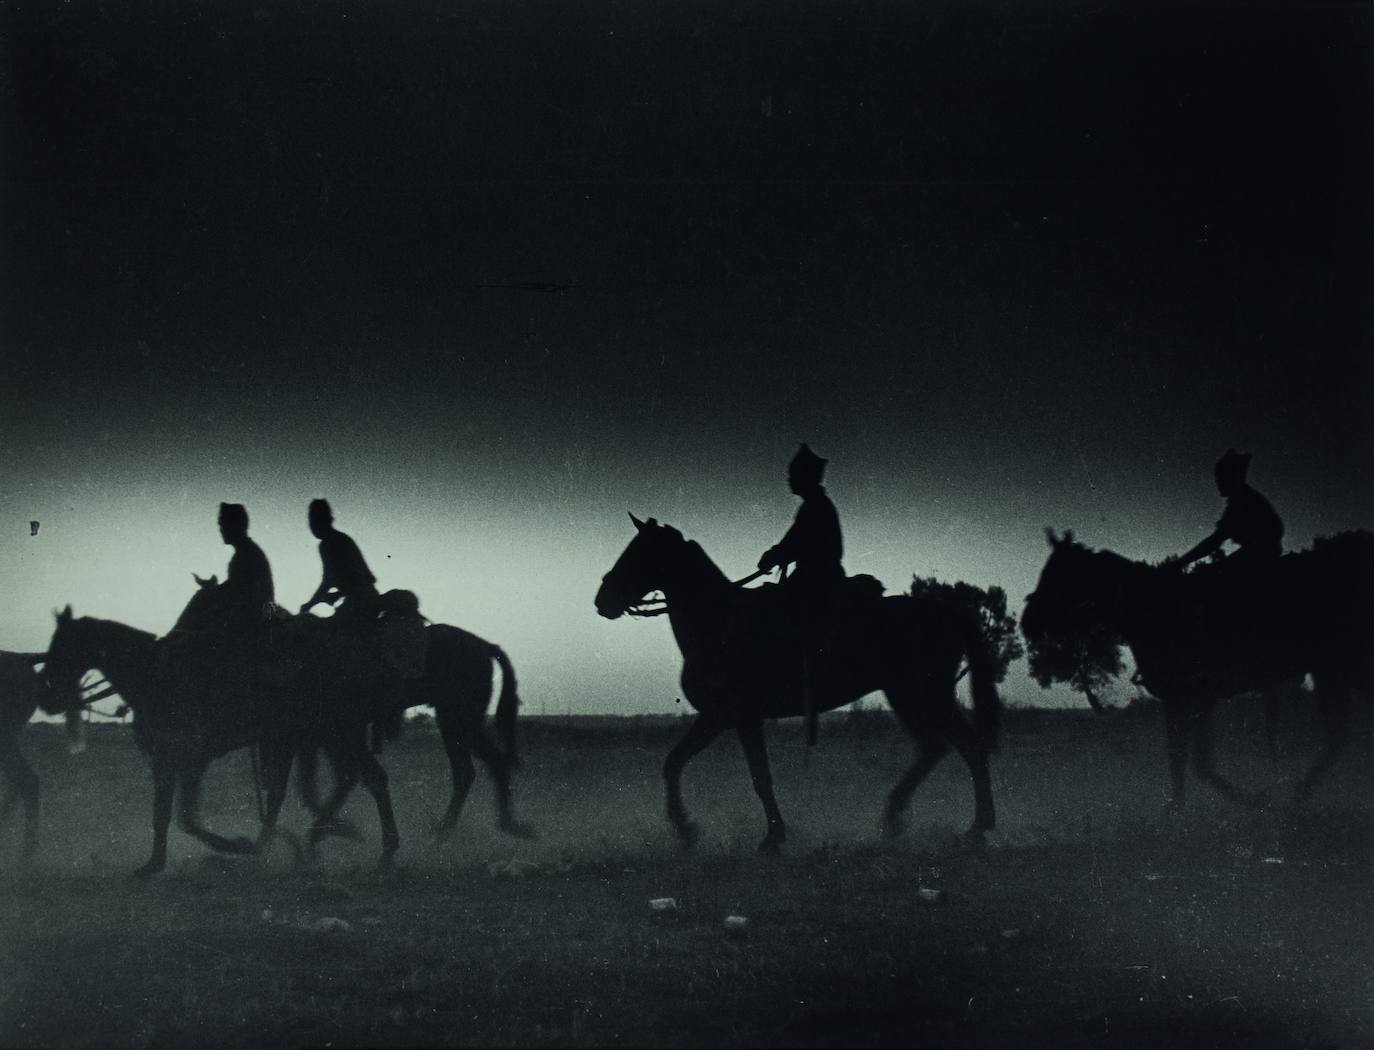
[428,821,455,841]
[231,835,257,854]
[673,821,700,851]
[500,820,538,841]
[133,862,164,879]
[963,826,989,847]
[881,816,905,841]
[758,836,784,855]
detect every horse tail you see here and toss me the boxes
[962,611,1002,752]
[490,644,521,770]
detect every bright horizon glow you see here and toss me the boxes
[4,440,1355,720]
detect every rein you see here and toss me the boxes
[626,567,776,618]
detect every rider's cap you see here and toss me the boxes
[789,443,828,482]
[308,498,334,523]
[218,502,249,530]
[1215,448,1251,483]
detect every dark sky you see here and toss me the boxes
[2,0,1370,711]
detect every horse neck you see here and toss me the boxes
[1083,549,1158,640]
[74,619,158,707]
[660,541,733,646]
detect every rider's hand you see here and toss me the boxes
[757,547,780,572]
[298,601,313,615]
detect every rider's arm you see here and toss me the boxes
[300,546,340,612]
[761,505,809,571]
[1179,528,1225,566]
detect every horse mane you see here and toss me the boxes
[76,616,159,648]
[678,537,731,589]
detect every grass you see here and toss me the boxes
[1,701,1371,1048]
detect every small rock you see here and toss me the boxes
[1000,928,1022,941]
[724,915,749,936]
[917,887,945,904]
[648,897,679,912]
[260,908,274,922]
[315,916,352,933]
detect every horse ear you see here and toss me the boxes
[55,604,73,624]
[1063,529,1075,545]
[629,512,646,532]
[1045,527,1060,548]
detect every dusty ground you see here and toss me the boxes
[1,699,1371,1047]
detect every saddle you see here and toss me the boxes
[314,590,428,680]
[743,573,886,669]
[376,590,427,680]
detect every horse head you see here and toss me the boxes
[1022,530,1131,702]
[40,605,88,715]
[595,514,687,619]
[1022,528,1094,639]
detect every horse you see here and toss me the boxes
[594,515,1004,851]
[296,622,532,840]
[1021,529,1374,810]
[0,648,112,863]
[40,605,403,876]
[0,651,51,862]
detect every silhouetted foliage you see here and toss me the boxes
[1024,611,1126,698]
[908,577,1024,686]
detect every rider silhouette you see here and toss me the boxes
[1177,449,1284,574]
[757,443,845,588]
[189,503,275,637]
[300,499,380,627]
[216,503,275,631]
[758,444,845,743]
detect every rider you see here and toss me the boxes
[299,498,381,627]
[217,503,275,632]
[1177,449,1284,575]
[299,498,406,749]
[757,444,845,741]
[182,502,276,638]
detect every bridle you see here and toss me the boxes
[625,567,777,618]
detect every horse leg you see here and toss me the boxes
[470,728,536,840]
[1293,678,1352,806]
[881,692,951,839]
[349,745,400,865]
[308,744,362,856]
[245,741,290,862]
[943,709,997,836]
[176,766,257,855]
[663,712,724,849]
[736,721,786,852]
[881,734,949,840]
[296,745,326,816]
[431,703,477,838]
[1189,708,1267,808]
[0,737,40,863]
[137,761,177,878]
[1163,703,1190,813]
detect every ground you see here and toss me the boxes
[1,699,1371,1048]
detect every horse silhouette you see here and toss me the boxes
[595,515,1003,850]
[0,651,50,862]
[41,605,402,876]
[1022,529,1374,809]
[296,621,532,841]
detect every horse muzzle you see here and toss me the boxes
[594,578,627,620]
